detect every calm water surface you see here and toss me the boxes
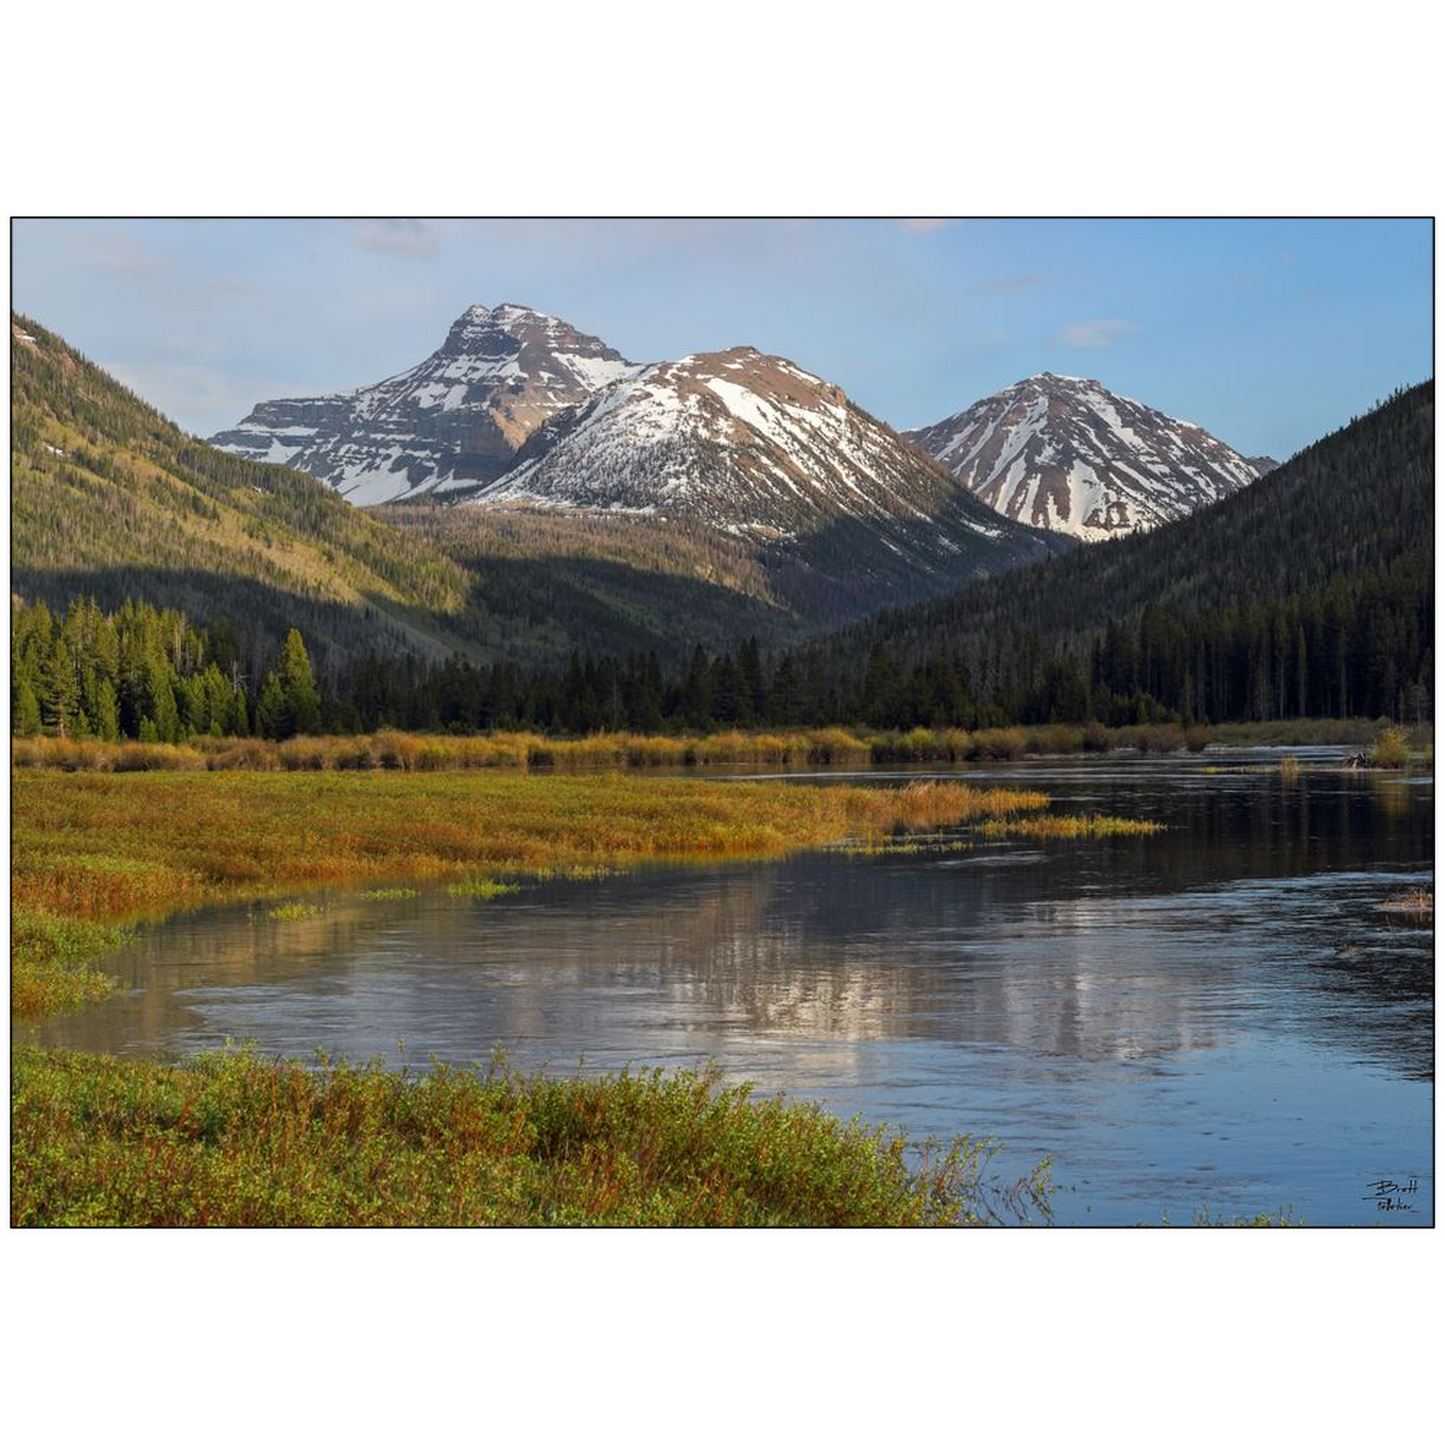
[30,749,1433,1225]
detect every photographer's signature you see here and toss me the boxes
[1363,1177,1419,1212]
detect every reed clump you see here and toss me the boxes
[1377,888,1432,915]
[1368,726,1410,770]
[10,1048,1054,1227]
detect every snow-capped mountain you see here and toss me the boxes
[478,347,986,536]
[906,373,1267,541]
[210,304,639,504]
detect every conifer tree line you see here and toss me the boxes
[11,557,1431,742]
[11,598,320,742]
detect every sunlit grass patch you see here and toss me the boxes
[444,879,522,899]
[975,813,1165,840]
[266,902,324,921]
[357,887,421,901]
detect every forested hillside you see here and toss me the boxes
[386,505,800,659]
[11,314,483,670]
[796,381,1433,726]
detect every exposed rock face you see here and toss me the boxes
[210,304,639,504]
[906,373,1267,541]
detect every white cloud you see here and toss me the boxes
[1053,318,1139,347]
[356,219,440,259]
[892,218,954,235]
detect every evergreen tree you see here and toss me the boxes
[14,678,43,736]
[279,629,322,735]
[256,672,288,740]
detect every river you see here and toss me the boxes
[27,748,1433,1225]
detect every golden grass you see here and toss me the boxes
[10,721,1233,776]
[11,771,1047,1018]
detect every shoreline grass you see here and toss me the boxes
[10,1048,1054,1227]
[14,718,1431,776]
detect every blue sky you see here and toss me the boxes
[11,218,1432,460]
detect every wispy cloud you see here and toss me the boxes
[79,233,176,277]
[1053,318,1139,348]
[975,274,1050,295]
[356,219,440,259]
[892,218,954,235]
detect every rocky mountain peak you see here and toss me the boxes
[211,304,639,504]
[906,375,1266,541]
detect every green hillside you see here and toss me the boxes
[11,313,486,669]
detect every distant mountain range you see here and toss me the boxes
[214,304,1074,630]
[904,372,1271,541]
[819,379,1433,686]
[213,307,1274,549]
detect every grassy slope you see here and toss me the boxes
[11,313,479,663]
[388,504,801,662]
